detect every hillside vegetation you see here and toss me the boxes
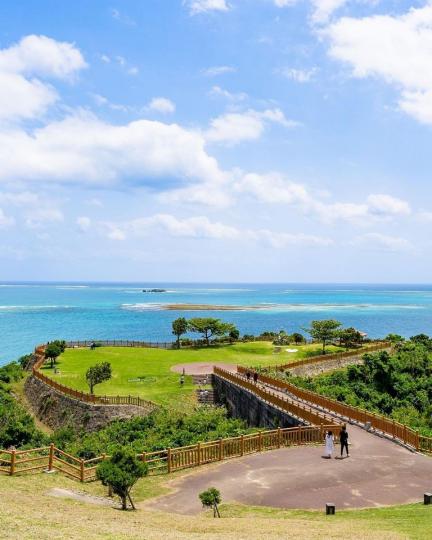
[291,336,432,436]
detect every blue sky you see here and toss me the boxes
[0,0,431,282]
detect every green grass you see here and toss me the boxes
[47,342,343,408]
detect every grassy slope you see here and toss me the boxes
[0,472,430,539]
[47,342,342,408]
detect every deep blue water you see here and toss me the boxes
[1,282,432,365]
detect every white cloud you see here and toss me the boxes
[102,212,332,248]
[274,0,348,23]
[351,233,412,252]
[279,67,317,83]
[0,34,86,79]
[235,172,309,204]
[202,65,236,77]
[110,8,136,26]
[186,0,230,15]
[147,97,176,114]
[25,207,64,228]
[208,85,248,102]
[77,216,91,232]
[0,112,226,188]
[205,108,298,144]
[326,5,432,124]
[0,35,85,123]
[0,208,15,229]
[127,66,139,76]
[235,171,410,224]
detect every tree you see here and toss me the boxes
[188,318,236,346]
[44,343,62,368]
[172,317,188,349]
[338,327,363,350]
[291,332,305,345]
[304,319,342,354]
[229,327,240,342]
[96,447,148,510]
[86,362,112,394]
[199,487,221,517]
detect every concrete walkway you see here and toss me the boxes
[147,423,432,514]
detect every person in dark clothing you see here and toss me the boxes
[340,425,349,457]
[253,372,258,383]
[246,371,251,381]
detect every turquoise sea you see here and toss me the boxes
[1,282,432,365]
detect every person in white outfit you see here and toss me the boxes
[325,430,334,458]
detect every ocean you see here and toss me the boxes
[1,282,432,366]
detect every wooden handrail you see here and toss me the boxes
[236,367,432,452]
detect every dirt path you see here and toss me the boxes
[47,487,119,507]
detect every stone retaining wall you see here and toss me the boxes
[213,374,306,429]
[24,375,156,432]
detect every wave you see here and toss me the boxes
[0,305,75,312]
[121,303,167,311]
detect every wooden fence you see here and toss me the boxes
[236,367,432,453]
[273,341,391,371]
[213,367,341,430]
[0,424,338,482]
[66,340,175,349]
[32,346,156,409]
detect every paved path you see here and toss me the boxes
[171,362,237,375]
[147,424,432,514]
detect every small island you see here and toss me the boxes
[142,288,167,293]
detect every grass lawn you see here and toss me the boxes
[0,472,430,539]
[47,342,344,408]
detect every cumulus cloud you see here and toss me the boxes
[205,108,298,144]
[147,97,176,114]
[102,212,332,248]
[235,172,410,224]
[185,0,230,15]
[325,5,432,124]
[0,112,227,188]
[0,35,86,123]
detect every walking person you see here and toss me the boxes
[253,372,258,384]
[246,371,251,381]
[325,430,334,459]
[340,425,349,457]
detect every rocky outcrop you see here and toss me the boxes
[24,375,156,432]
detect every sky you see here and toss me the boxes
[0,0,431,283]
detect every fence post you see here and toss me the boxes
[392,420,396,439]
[48,443,54,471]
[141,452,146,464]
[167,448,172,473]
[197,443,201,466]
[241,435,244,456]
[9,450,16,476]
[219,439,223,461]
[258,431,263,452]
[403,425,407,444]
[80,459,85,482]
[416,430,420,451]
[277,427,281,448]
[320,423,324,441]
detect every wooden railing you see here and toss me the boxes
[213,367,341,430]
[32,346,156,409]
[0,424,338,482]
[273,342,391,371]
[236,367,432,453]
[66,340,175,349]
